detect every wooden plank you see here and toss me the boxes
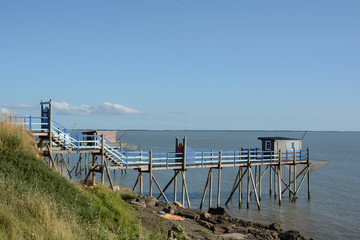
[152,175,169,203]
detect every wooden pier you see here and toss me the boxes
[8,99,312,210]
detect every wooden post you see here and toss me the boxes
[217,151,222,208]
[239,167,242,207]
[274,166,277,199]
[101,134,105,185]
[200,168,211,210]
[104,160,114,191]
[174,170,177,202]
[269,164,272,196]
[254,165,257,195]
[307,147,311,200]
[92,154,96,186]
[293,149,297,195]
[149,150,153,197]
[182,137,187,206]
[278,149,282,205]
[140,172,143,195]
[209,168,213,208]
[48,99,53,149]
[289,162,292,198]
[247,149,251,209]
[174,138,178,203]
[258,165,262,201]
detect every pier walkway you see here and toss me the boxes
[8,100,311,210]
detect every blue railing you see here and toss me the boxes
[8,116,49,132]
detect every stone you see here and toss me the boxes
[143,195,157,207]
[221,233,247,240]
[213,223,236,233]
[130,199,146,208]
[198,220,213,229]
[213,226,226,234]
[200,212,212,221]
[173,201,184,208]
[279,230,305,240]
[268,223,282,232]
[208,207,230,217]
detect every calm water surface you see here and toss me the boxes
[78,130,360,239]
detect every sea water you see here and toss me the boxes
[75,130,360,239]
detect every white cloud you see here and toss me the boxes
[2,104,35,109]
[53,102,92,115]
[0,107,11,118]
[53,101,140,116]
[94,102,140,115]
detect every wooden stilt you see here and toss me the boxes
[239,167,242,207]
[225,167,248,205]
[174,170,177,202]
[47,144,57,172]
[293,149,297,196]
[209,168,213,208]
[156,171,179,200]
[101,134,105,185]
[274,166,277,199]
[247,149,251,209]
[140,172,143,195]
[104,159,114,191]
[149,150,153,197]
[132,172,141,192]
[92,154,96,186]
[278,150,282,206]
[258,165,262,201]
[269,164,272,195]
[182,137,187,206]
[307,147,311,200]
[200,168,211,209]
[152,175,169,203]
[291,167,310,202]
[217,151,222,208]
[289,164,292,198]
[249,167,261,209]
[181,171,191,208]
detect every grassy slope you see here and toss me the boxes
[0,122,166,240]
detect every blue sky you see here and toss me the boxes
[1,1,359,131]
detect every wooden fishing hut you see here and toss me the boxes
[82,130,117,146]
[258,137,302,151]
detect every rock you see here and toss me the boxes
[279,230,306,240]
[268,223,282,232]
[230,226,247,234]
[213,223,236,233]
[173,201,184,208]
[176,208,200,221]
[213,226,226,234]
[198,220,213,229]
[163,207,175,215]
[200,212,212,221]
[143,195,157,207]
[208,207,230,217]
[221,233,247,240]
[130,199,146,208]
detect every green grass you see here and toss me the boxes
[0,122,166,239]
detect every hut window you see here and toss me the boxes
[291,141,295,150]
[265,141,271,150]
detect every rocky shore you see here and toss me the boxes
[126,193,310,240]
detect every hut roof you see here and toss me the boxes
[258,137,301,141]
